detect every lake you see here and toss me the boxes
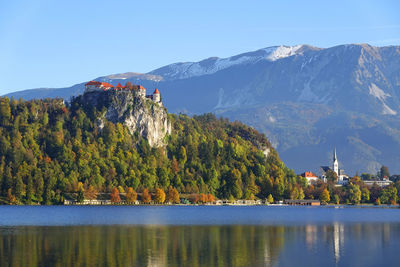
[0,206,399,266]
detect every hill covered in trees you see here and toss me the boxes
[0,93,298,204]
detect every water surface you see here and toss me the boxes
[0,206,399,266]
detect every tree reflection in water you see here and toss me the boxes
[0,224,399,266]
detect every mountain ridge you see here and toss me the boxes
[4,43,400,174]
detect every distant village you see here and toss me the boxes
[301,148,393,187]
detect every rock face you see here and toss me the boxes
[80,90,171,147]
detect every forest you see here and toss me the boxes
[0,96,399,205]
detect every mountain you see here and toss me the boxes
[5,44,400,174]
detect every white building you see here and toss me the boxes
[320,147,349,185]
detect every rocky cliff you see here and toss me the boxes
[78,90,171,147]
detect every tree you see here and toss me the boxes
[347,183,361,204]
[126,187,137,203]
[166,186,180,204]
[142,188,151,204]
[380,186,398,204]
[7,189,17,205]
[320,188,330,203]
[0,97,11,124]
[379,165,390,179]
[77,188,84,203]
[361,187,370,203]
[199,193,207,203]
[26,177,34,204]
[110,188,121,203]
[154,188,166,204]
[84,185,98,200]
[333,194,340,204]
[325,170,338,182]
[206,194,215,203]
[267,194,274,204]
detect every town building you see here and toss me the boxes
[84,81,161,104]
[320,147,349,185]
[363,176,393,187]
[301,171,319,185]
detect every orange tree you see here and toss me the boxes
[126,187,137,203]
[166,186,180,204]
[142,188,151,204]
[110,188,121,203]
[154,188,166,204]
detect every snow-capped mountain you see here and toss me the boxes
[149,45,310,80]
[5,43,400,174]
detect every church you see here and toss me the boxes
[320,148,349,185]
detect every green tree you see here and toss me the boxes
[380,186,398,204]
[325,170,338,182]
[320,188,330,203]
[379,165,390,179]
[267,194,274,204]
[77,188,84,203]
[361,187,370,203]
[347,183,361,204]
[0,97,11,124]
[333,194,340,204]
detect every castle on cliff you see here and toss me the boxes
[84,81,161,103]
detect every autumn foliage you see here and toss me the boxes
[110,188,121,203]
[142,188,151,204]
[126,187,137,203]
[166,186,180,204]
[154,188,166,204]
[84,185,98,200]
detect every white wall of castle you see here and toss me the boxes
[153,94,161,103]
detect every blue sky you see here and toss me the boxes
[1,0,399,95]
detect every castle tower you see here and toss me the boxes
[152,88,161,103]
[333,147,339,176]
[138,85,146,98]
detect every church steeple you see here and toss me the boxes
[333,147,339,175]
[333,147,337,162]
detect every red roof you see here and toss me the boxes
[85,81,114,88]
[85,81,101,86]
[116,83,123,88]
[303,171,317,178]
[138,85,146,90]
[153,88,160,94]
[101,82,114,88]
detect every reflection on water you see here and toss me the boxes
[1,224,400,267]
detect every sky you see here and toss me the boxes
[0,0,399,95]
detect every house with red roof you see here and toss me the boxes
[301,171,319,185]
